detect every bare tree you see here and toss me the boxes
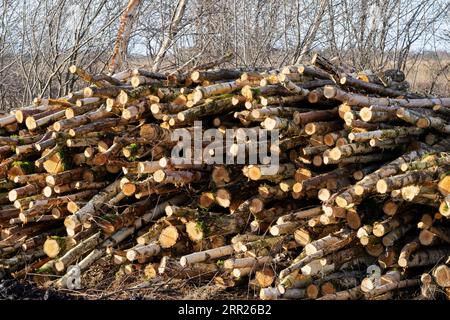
[0,0,448,111]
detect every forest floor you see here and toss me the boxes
[1,257,257,300]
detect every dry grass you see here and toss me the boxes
[37,257,259,300]
[405,56,450,96]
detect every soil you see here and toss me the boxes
[0,256,258,300]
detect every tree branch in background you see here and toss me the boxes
[108,0,142,75]
[152,0,188,72]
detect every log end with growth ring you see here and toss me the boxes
[8,190,18,202]
[376,180,389,194]
[353,185,365,196]
[259,287,280,300]
[323,86,337,99]
[359,107,372,122]
[398,257,408,268]
[372,223,387,237]
[54,260,66,272]
[346,210,361,230]
[53,121,62,132]
[249,197,265,214]
[321,282,336,296]
[64,215,81,231]
[126,250,139,262]
[179,256,189,267]
[433,265,450,288]
[43,238,62,258]
[308,91,321,104]
[186,221,204,242]
[144,264,157,280]
[335,195,349,208]
[347,132,357,141]
[306,284,319,299]
[122,107,137,120]
[216,189,231,208]
[153,169,166,183]
[190,71,202,82]
[192,90,204,103]
[93,153,108,166]
[25,117,37,130]
[416,118,431,129]
[248,166,262,181]
[262,117,278,130]
[159,226,179,249]
[15,111,25,124]
[105,98,115,111]
[211,166,230,184]
[117,91,129,106]
[83,87,94,98]
[329,147,342,161]
[438,176,450,196]
[177,112,186,122]
[361,277,376,293]
[318,189,331,201]
[199,192,215,208]
[383,201,399,216]
[270,225,282,236]
[419,229,437,246]
[43,186,53,197]
[68,65,78,74]
[304,123,317,135]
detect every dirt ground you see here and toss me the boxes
[0,257,258,300]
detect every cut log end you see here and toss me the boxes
[153,170,166,183]
[186,221,204,242]
[433,265,450,288]
[376,180,389,194]
[306,284,319,299]
[159,226,179,248]
[248,166,262,181]
[323,86,337,99]
[335,196,349,208]
[43,239,61,258]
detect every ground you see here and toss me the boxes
[0,257,257,300]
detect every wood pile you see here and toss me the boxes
[1,53,450,300]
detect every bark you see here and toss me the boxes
[433,265,450,288]
[54,232,102,272]
[376,168,442,194]
[64,180,122,231]
[340,75,414,98]
[324,85,450,108]
[348,127,424,142]
[180,245,234,266]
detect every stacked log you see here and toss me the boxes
[0,53,449,300]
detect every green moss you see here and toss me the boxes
[58,147,73,171]
[9,134,24,144]
[35,263,54,275]
[12,161,34,174]
[129,143,138,152]
[196,220,210,237]
[101,214,117,223]
[50,236,65,241]
[216,259,224,266]
[197,206,209,217]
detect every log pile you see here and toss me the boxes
[1,53,450,300]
